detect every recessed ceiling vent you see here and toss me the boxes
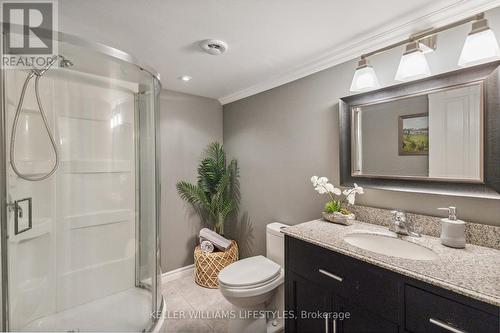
[200,39,228,55]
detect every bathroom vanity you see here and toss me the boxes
[283,220,500,333]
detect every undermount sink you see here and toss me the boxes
[343,232,439,261]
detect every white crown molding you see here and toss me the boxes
[219,0,500,105]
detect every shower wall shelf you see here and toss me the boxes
[65,210,132,230]
[60,160,133,174]
[9,161,57,178]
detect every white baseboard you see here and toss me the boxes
[162,264,194,283]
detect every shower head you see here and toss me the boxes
[32,55,73,76]
[59,55,73,68]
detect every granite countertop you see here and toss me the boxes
[283,219,500,307]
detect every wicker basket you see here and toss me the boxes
[193,240,239,288]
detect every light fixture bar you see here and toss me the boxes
[360,13,484,60]
[418,35,437,53]
[469,16,490,34]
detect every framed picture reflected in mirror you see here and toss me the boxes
[398,113,429,156]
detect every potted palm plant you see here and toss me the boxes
[176,142,239,236]
[176,142,240,288]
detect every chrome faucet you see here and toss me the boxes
[389,210,420,237]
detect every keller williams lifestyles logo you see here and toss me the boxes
[1,0,58,69]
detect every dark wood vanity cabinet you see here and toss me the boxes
[285,236,499,333]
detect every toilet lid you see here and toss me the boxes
[218,255,281,287]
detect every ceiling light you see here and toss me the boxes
[458,15,500,67]
[178,75,192,82]
[395,42,431,81]
[350,58,380,92]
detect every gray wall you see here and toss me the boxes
[223,7,500,259]
[160,90,223,272]
[361,95,428,176]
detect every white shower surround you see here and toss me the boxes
[5,69,141,329]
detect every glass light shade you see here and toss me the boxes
[350,65,380,92]
[395,49,431,81]
[458,29,500,67]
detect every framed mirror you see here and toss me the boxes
[339,61,500,199]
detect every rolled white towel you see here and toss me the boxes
[199,228,232,251]
[200,240,214,253]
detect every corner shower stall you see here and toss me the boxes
[0,32,163,332]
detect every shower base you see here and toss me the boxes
[22,287,159,332]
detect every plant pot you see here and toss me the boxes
[322,211,355,226]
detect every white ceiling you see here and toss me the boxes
[59,0,500,103]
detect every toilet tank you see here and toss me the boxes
[266,222,288,268]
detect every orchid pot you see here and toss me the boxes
[322,211,356,225]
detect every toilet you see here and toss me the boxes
[218,222,288,333]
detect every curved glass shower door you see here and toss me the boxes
[1,35,162,332]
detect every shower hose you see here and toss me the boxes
[10,57,60,181]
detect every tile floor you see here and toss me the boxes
[160,275,233,332]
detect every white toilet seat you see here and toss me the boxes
[219,255,281,287]
[219,255,284,298]
[219,269,284,298]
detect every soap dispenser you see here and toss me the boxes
[438,206,465,248]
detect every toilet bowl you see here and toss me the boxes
[218,222,288,333]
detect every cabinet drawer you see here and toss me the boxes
[405,285,498,333]
[287,236,353,294]
[286,236,399,323]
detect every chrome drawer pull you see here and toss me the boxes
[318,269,343,282]
[429,318,467,333]
[324,316,329,333]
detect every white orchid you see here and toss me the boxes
[342,183,364,205]
[324,183,334,193]
[311,175,342,198]
[325,183,342,195]
[311,175,364,214]
[353,183,364,194]
[315,185,328,194]
[312,177,339,195]
[317,177,328,186]
[311,176,341,195]
[346,192,356,205]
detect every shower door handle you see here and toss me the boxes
[13,197,32,235]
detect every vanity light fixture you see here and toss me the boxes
[458,14,500,67]
[395,42,431,81]
[349,13,499,89]
[350,58,380,92]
